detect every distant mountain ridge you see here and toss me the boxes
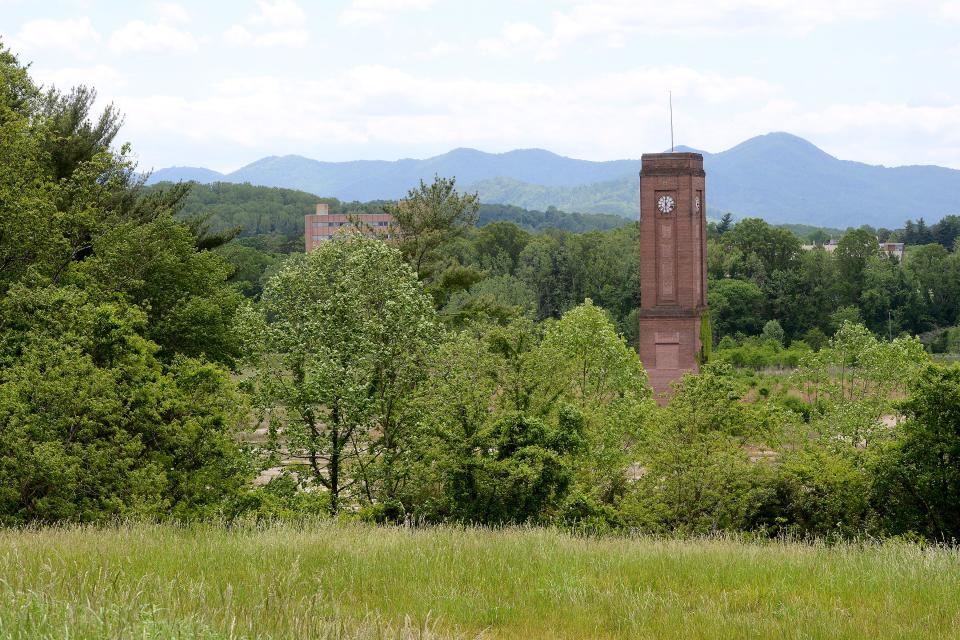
[147,133,960,228]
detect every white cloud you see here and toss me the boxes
[223,0,308,48]
[114,62,960,172]
[480,0,924,60]
[941,1,960,20]
[12,18,101,58]
[339,0,437,26]
[249,0,306,26]
[32,63,125,92]
[155,2,190,24]
[115,64,778,156]
[109,20,198,54]
[426,41,459,57]
[478,22,545,58]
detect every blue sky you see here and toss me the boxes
[2,0,959,173]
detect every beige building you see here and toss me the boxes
[800,238,904,261]
[304,203,394,252]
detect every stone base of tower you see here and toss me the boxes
[638,311,703,404]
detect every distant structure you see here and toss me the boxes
[800,238,905,261]
[304,203,394,252]
[638,153,709,402]
[879,242,905,260]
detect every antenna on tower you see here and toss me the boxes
[669,90,675,153]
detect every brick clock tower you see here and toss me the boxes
[638,153,708,401]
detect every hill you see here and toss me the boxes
[148,133,960,228]
[214,148,638,202]
[149,166,225,183]
[157,182,629,245]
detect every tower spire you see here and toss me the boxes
[669,90,674,153]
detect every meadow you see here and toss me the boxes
[2,522,959,639]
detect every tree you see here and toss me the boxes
[708,278,765,339]
[0,284,249,524]
[538,300,649,408]
[517,233,574,319]
[905,243,951,327]
[720,218,802,285]
[716,212,733,235]
[244,237,438,514]
[874,364,960,539]
[0,44,253,523]
[808,229,831,246]
[441,274,536,325]
[932,215,960,251]
[835,228,878,304]
[385,175,479,283]
[624,363,782,533]
[761,320,785,346]
[76,213,244,366]
[915,217,933,245]
[795,322,928,444]
[407,301,652,525]
[859,255,920,338]
[40,85,123,182]
[472,221,530,276]
[537,301,653,513]
[404,319,581,523]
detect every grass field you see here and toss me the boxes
[2,522,959,639]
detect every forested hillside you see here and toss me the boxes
[159,181,629,240]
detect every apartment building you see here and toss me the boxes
[304,203,394,252]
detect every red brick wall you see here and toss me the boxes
[638,153,709,403]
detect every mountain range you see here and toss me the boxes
[148,133,960,228]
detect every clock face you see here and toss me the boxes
[695,196,701,212]
[657,195,675,214]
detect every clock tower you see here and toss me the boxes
[638,152,708,402]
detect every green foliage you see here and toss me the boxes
[764,444,874,538]
[161,181,339,244]
[76,213,243,365]
[244,237,438,515]
[0,285,249,524]
[0,45,252,524]
[708,278,765,337]
[441,274,537,325]
[710,218,801,285]
[874,364,960,540]
[714,336,810,370]
[407,303,651,524]
[515,225,640,323]
[477,203,629,232]
[699,311,712,363]
[796,322,928,434]
[761,319,785,346]
[624,363,782,533]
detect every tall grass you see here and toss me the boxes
[1,521,958,639]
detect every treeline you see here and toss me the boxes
[197,179,960,357]
[900,215,960,249]
[707,219,960,352]
[3,43,960,541]
[158,181,629,242]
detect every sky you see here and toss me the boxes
[2,0,959,173]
